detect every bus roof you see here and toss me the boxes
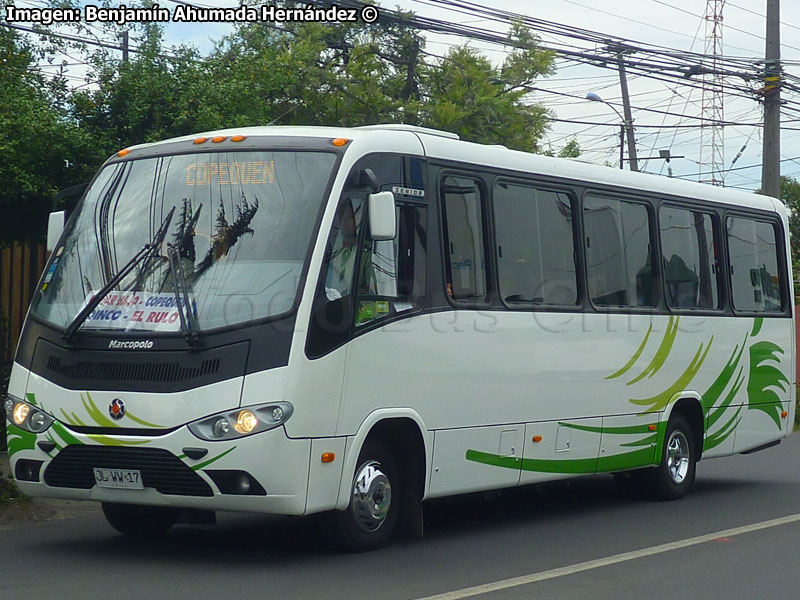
[125,124,782,216]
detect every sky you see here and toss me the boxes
[7,0,800,193]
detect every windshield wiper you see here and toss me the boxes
[166,243,199,348]
[62,206,176,342]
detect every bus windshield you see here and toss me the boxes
[32,150,337,333]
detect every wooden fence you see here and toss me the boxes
[1,243,47,367]
[1,242,46,450]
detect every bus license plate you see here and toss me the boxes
[93,468,143,490]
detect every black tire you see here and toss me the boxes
[646,414,697,501]
[101,502,180,537]
[334,438,400,552]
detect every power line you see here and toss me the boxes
[0,22,178,59]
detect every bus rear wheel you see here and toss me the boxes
[647,414,697,501]
[101,502,180,537]
[334,438,400,552]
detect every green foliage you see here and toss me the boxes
[71,24,221,157]
[0,474,24,506]
[3,0,560,245]
[0,27,93,243]
[543,138,581,158]
[558,139,581,158]
[775,176,800,298]
[420,22,554,152]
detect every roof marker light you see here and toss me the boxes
[117,149,131,157]
[193,137,208,145]
[212,136,227,143]
[331,138,350,147]
[231,135,246,142]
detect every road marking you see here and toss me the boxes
[417,513,800,600]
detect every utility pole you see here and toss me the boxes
[761,0,781,199]
[615,49,639,172]
[121,30,129,63]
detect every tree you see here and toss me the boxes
[420,22,555,151]
[773,176,800,297]
[0,27,91,243]
[66,2,557,152]
[70,23,222,158]
[4,0,561,244]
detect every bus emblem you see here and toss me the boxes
[109,398,126,421]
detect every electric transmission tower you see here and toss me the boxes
[700,0,725,186]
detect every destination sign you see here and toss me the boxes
[185,161,275,186]
[81,292,191,332]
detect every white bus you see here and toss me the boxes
[4,124,795,550]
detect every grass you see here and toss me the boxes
[0,470,24,506]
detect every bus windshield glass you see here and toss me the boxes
[32,150,337,333]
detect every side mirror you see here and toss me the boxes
[368,191,396,241]
[47,211,65,253]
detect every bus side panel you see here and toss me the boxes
[282,345,347,439]
[519,418,602,485]
[427,425,523,498]
[337,307,791,494]
[730,316,793,453]
[598,413,659,472]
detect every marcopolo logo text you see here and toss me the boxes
[108,340,154,350]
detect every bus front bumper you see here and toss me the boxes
[7,421,313,515]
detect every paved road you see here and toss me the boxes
[2,435,800,600]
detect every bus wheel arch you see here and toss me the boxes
[648,397,704,500]
[667,396,705,461]
[335,413,428,549]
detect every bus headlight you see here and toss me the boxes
[13,402,30,425]
[234,410,258,434]
[5,395,54,434]
[188,402,293,442]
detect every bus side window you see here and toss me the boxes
[494,182,578,306]
[322,197,367,302]
[441,176,487,303]
[660,206,720,309]
[584,195,654,308]
[355,203,427,326]
[727,216,783,312]
[307,195,367,358]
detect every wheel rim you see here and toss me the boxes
[350,460,392,533]
[666,430,691,484]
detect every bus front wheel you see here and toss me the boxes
[101,502,180,537]
[334,438,400,551]
[648,414,697,500]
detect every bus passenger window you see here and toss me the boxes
[584,196,654,307]
[441,176,486,302]
[727,216,783,312]
[322,197,366,301]
[660,206,720,309]
[494,182,577,306]
[355,204,427,326]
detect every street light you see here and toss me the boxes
[586,92,627,170]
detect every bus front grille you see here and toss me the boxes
[46,356,221,383]
[44,446,213,497]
